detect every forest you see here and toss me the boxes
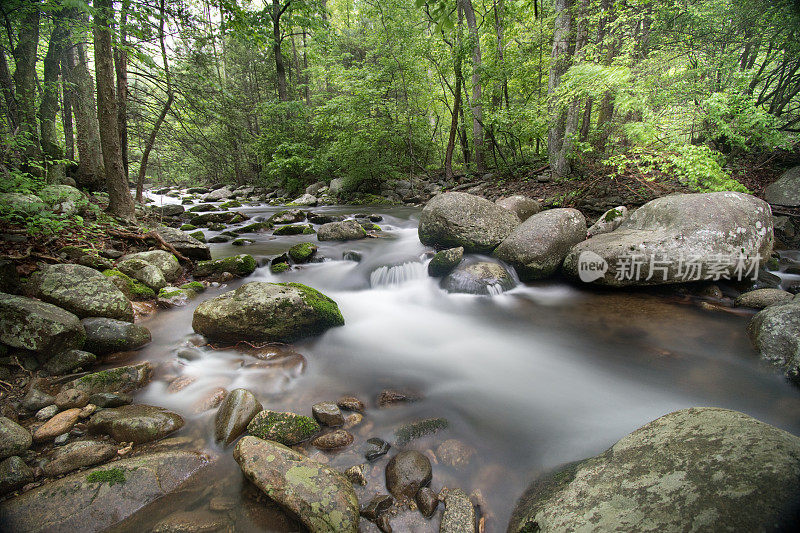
[1,0,799,218]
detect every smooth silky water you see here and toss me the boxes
[116,195,800,531]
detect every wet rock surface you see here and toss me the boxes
[0,417,32,459]
[0,293,86,354]
[66,362,153,394]
[385,450,432,499]
[79,318,151,355]
[88,404,185,444]
[246,410,320,445]
[748,301,800,380]
[43,439,118,476]
[214,388,263,445]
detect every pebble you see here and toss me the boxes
[364,437,391,461]
[311,429,354,450]
[54,434,69,446]
[343,413,363,429]
[440,487,477,533]
[416,486,439,518]
[35,405,59,421]
[337,396,366,413]
[79,404,97,418]
[88,392,132,408]
[33,408,81,442]
[360,494,393,521]
[55,389,89,410]
[437,439,477,469]
[377,389,420,408]
[344,464,367,485]
[385,450,432,499]
[312,401,345,427]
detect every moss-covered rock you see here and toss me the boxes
[274,224,315,236]
[189,230,206,243]
[0,293,85,353]
[234,436,359,533]
[317,220,366,241]
[246,410,320,445]
[428,247,463,277]
[27,263,134,321]
[43,349,97,376]
[88,404,184,444]
[232,238,254,246]
[394,417,449,446]
[101,269,156,300]
[120,250,182,282]
[270,262,290,274]
[195,254,257,277]
[234,221,272,234]
[66,361,153,394]
[179,281,204,292]
[267,209,306,225]
[154,226,211,260]
[288,242,318,263]
[0,192,45,216]
[156,286,197,308]
[192,282,344,343]
[116,258,168,291]
[179,224,197,231]
[79,318,151,355]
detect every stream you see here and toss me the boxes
[120,196,800,531]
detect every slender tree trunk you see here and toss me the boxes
[136,0,174,203]
[302,31,310,105]
[594,0,617,153]
[0,49,17,131]
[61,59,75,161]
[272,0,289,102]
[13,1,41,164]
[39,9,69,184]
[115,0,130,182]
[579,97,593,142]
[493,0,509,108]
[445,5,466,181]
[460,0,484,172]
[548,0,574,178]
[558,0,588,172]
[94,0,135,220]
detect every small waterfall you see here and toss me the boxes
[486,283,507,296]
[370,261,427,288]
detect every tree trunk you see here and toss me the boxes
[94,0,135,220]
[302,31,311,105]
[61,60,75,161]
[12,1,41,164]
[115,0,130,182]
[0,49,17,131]
[460,0,484,172]
[445,4,466,181]
[557,0,588,173]
[272,0,289,102]
[136,0,174,203]
[548,0,574,178]
[493,0,509,108]
[39,9,69,184]
[594,0,617,153]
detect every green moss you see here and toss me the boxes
[158,288,183,298]
[235,222,271,234]
[77,366,128,387]
[394,417,448,446]
[220,200,242,208]
[102,269,155,299]
[361,223,381,231]
[271,263,290,274]
[180,281,204,292]
[189,230,206,243]
[284,282,345,327]
[246,410,320,445]
[603,208,623,222]
[179,224,197,231]
[274,224,315,236]
[288,242,318,262]
[229,213,247,224]
[86,467,126,485]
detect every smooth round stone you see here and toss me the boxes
[364,438,391,461]
[214,389,262,445]
[312,401,345,427]
[35,405,59,421]
[88,404,184,444]
[416,486,439,518]
[385,451,432,499]
[88,392,132,408]
[0,417,32,459]
[43,439,117,477]
[337,396,366,413]
[311,430,354,450]
[33,408,81,442]
[55,389,89,410]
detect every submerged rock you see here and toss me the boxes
[394,417,448,446]
[27,263,134,321]
[496,195,541,222]
[493,208,586,281]
[508,407,800,532]
[428,247,464,277]
[192,282,344,343]
[214,388,263,445]
[440,260,515,295]
[88,404,184,444]
[418,192,520,253]
[234,436,359,533]
[0,293,85,353]
[440,488,477,533]
[80,317,151,355]
[246,410,320,445]
[66,362,154,394]
[748,301,800,380]
[385,450,432,499]
[416,487,438,518]
[317,220,367,241]
[364,438,391,461]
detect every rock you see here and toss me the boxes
[437,439,476,469]
[88,404,184,444]
[79,404,97,418]
[365,438,391,461]
[345,464,368,485]
[496,195,541,222]
[155,226,211,260]
[66,362,154,394]
[329,178,345,196]
[312,402,345,427]
[0,417,32,460]
[193,282,344,343]
[36,405,59,421]
[38,185,89,215]
[361,494,393,521]
[33,408,81,442]
[493,208,586,281]
[0,293,85,353]
[274,223,315,236]
[377,389,420,408]
[290,193,318,206]
[440,488,477,532]
[344,413,363,429]
[0,192,46,215]
[55,389,89,409]
[232,237,255,246]
[246,410,320,445]
[88,392,132,408]
[219,199,242,208]
[318,220,367,241]
[27,263,134,321]
[80,317,151,355]
[764,166,800,207]
[120,250,182,282]
[102,269,156,300]
[0,456,33,495]
[268,209,306,224]
[42,349,96,375]
[151,510,227,533]
[394,418,448,446]
[510,407,800,532]
[289,242,318,263]
[0,259,20,294]
[152,204,185,217]
[116,257,168,291]
[203,186,235,201]
[77,254,114,271]
[337,396,365,413]
[416,487,438,518]
[156,286,195,308]
[195,254,256,277]
[312,430,354,450]
[309,213,343,224]
[385,451,432,499]
[587,206,629,238]
[43,439,118,476]
[562,192,774,286]
[748,301,800,380]
[418,192,520,253]
[21,387,55,411]
[428,247,464,278]
[440,260,516,295]
[735,288,794,309]
[234,435,359,532]
[0,450,213,532]
[214,388,263,445]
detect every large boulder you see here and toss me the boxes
[0,293,85,353]
[0,450,213,532]
[317,220,366,241]
[587,206,628,238]
[289,193,318,206]
[0,193,45,216]
[764,166,800,207]
[66,362,153,394]
[562,192,773,286]
[234,436,359,533]
[748,300,800,380]
[496,195,541,222]
[192,282,344,343]
[155,226,211,260]
[203,186,234,201]
[120,250,181,282]
[38,185,89,215]
[80,318,151,355]
[493,208,586,280]
[27,264,134,321]
[508,407,800,533]
[440,260,516,295]
[418,192,520,253]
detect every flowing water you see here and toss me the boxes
[120,195,800,531]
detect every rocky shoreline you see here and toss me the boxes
[1,172,800,531]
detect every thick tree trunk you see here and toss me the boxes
[558,0,588,173]
[12,1,41,164]
[460,0,484,172]
[94,0,135,220]
[61,64,75,161]
[39,10,69,184]
[547,0,574,178]
[115,0,130,182]
[272,0,289,102]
